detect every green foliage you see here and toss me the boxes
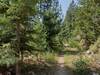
[63,0,100,50]
[73,57,90,75]
[43,52,57,64]
[27,19,47,51]
[0,43,17,67]
[89,37,100,53]
[0,0,40,68]
[0,0,63,69]
[68,39,81,50]
[39,0,63,51]
[63,0,76,39]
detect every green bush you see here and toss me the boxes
[89,37,100,53]
[73,57,91,75]
[68,39,83,51]
[43,52,57,64]
[0,43,17,67]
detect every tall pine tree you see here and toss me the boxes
[0,0,40,75]
[39,0,63,51]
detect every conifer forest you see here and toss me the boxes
[0,0,100,75]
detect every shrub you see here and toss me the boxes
[0,43,17,67]
[68,39,84,51]
[89,37,100,53]
[73,57,91,75]
[43,52,57,64]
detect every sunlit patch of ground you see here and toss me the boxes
[64,54,79,68]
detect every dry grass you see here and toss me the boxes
[64,54,79,68]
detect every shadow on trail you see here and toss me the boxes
[0,51,75,75]
[55,65,74,75]
[21,63,74,75]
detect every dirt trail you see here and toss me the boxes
[55,54,73,75]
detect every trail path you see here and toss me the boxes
[55,54,73,75]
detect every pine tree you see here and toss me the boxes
[27,18,47,52]
[39,0,62,51]
[63,0,76,39]
[0,0,40,75]
[63,0,100,50]
[74,0,100,49]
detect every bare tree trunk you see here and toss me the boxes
[15,23,21,75]
[16,62,20,75]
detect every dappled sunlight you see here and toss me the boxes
[0,0,99,75]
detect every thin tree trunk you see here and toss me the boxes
[16,23,21,75]
[16,62,20,75]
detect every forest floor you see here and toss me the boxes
[54,53,74,75]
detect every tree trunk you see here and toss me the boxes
[15,23,21,75]
[16,62,20,75]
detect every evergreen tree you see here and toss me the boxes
[39,0,63,51]
[63,0,76,39]
[0,0,40,75]
[27,18,47,52]
[74,0,100,49]
[63,0,100,50]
